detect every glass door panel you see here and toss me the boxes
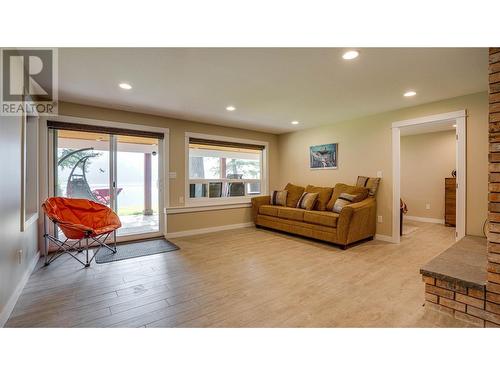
[55,130,111,203]
[115,135,160,236]
[54,130,111,240]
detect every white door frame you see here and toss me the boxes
[391,110,466,244]
[39,114,170,243]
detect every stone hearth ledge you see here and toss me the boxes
[420,236,487,290]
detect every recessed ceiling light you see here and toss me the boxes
[291,121,299,125]
[342,50,359,60]
[453,124,457,128]
[119,82,132,90]
[226,106,236,111]
[403,91,417,97]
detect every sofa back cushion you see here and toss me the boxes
[356,176,381,197]
[305,185,333,211]
[326,183,369,211]
[284,183,305,207]
[270,190,287,206]
[296,192,319,210]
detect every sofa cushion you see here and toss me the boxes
[259,205,279,217]
[303,211,339,228]
[270,190,287,206]
[332,193,357,213]
[296,192,319,210]
[356,176,381,197]
[284,183,305,208]
[278,207,305,221]
[326,183,369,211]
[305,185,333,211]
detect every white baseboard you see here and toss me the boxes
[167,222,397,245]
[166,222,254,239]
[405,215,445,224]
[374,234,394,243]
[0,252,40,328]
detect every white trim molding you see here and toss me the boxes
[374,234,393,242]
[391,110,466,128]
[167,202,251,214]
[392,110,466,244]
[405,216,445,224]
[0,252,40,327]
[166,222,254,239]
[39,114,170,238]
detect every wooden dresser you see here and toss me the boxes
[445,177,456,227]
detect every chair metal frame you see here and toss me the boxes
[43,213,118,268]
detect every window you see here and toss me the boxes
[187,135,266,202]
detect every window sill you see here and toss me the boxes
[166,200,254,214]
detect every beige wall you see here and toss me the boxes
[277,92,488,237]
[0,115,39,325]
[58,91,488,238]
[401,130,456,220]
[167,208,252,233]
[58,102,279,233]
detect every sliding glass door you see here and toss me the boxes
[53,128,162,239]
[115,135,159,236]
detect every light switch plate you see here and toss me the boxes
[377,215,383,223]
[376,171,383,178]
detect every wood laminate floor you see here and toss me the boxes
[5,221,472,327]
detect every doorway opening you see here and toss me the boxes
[392,110,466,244]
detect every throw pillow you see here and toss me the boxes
[296,192,319,210]
[356,176,381,196]
[284,183,305,207]
[270,190,287,206]
[305,185,333,211]
[326,183,369,211]
[332,193,357,213]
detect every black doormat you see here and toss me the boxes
[94,238,180,264]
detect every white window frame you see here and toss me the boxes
[185,132,269,206]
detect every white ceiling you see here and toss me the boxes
[58,48,488,134]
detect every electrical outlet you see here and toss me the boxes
[425,203,431,210]
[377,215,383,223]
[17,249,23,265]
[179,196,184,204]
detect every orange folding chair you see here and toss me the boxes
[42,197,122,267]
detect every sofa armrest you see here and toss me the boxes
[251,195,271,221]
[337,198,377,244]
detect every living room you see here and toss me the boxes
[1,2,499,374]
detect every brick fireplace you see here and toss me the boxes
[486,47,500,326]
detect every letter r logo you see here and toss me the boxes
[2,49,54,101]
